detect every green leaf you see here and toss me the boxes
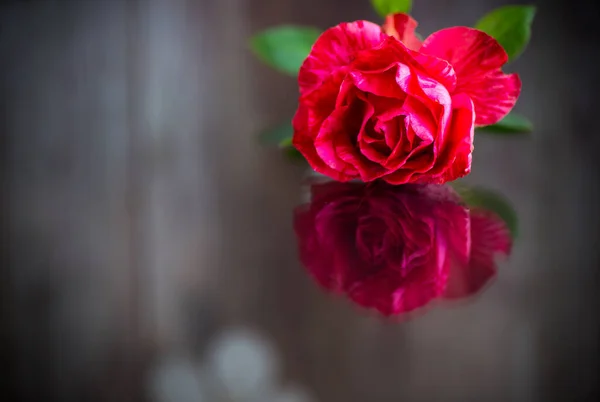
[250,25,321,75]
[475,5,536,61]
[283,146,306,163]
[258,122,294,147]
[477,113,533,135]
[370,0,412,17]
[451,184,519,239]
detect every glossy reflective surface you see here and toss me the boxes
[294,180,511,317]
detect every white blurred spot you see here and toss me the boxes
[208,328,280,398]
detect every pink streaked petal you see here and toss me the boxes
[409,51,457,94]
[313,87,390,181]
[403,95,437,143]
[339,146,389,181]
[421,27,521,125]
[316,105,389,181]
[401,145,436,173]
[421,27,507,73]
[464,71,521,126]
[350,67,407,99]
[391,63,454,127]
[375,115,406,153]
[444,95,475,181]
[293,104,351,181]
[299,73,343,119]
[443,208,512,299]
[299,21,386,95]
[359,137,390,165]
[382,168,418,185]
[358,111,392,165]
[385,132,430,172]
[383,116,402,150]
[383,136,413,171]
[429,94,475,182]
[356,90,405,118]
[352,37,457,93]
[383,13,423,51]
[315,102,367,175]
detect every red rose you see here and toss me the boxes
[293,15,521,184]
[293,180,511,316]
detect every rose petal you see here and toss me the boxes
[350,67,407,99]
[299,21,386,95]
[443,208,512,299]
[383,13,423,51]
[379,90,457,184]
[421,27,521,125]
[350,58,453,168]
[293,102,353,181]
[382,167,418,185]
[315,94,388,181]
[358,127,392,164]
[399,144,436,173]
[294,75,362,180]
[439,93,475,182]
[351,37,456,93]
[385,132,431,172]
[355,94,406,164]
[314,104,366,176]
[405,93,472,184]
[403,96,437,144]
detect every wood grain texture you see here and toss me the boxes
[1,1,598,401]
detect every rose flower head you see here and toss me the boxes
[293,181,512,316]
[293,14,520,184]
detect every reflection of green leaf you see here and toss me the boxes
[477,113,533,135]
[259,122,293,147]
[451,184,519,239]
[475,5,536,61]
[250,26,321,75]
[370,0,412,17]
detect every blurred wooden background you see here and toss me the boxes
[1,0,598,401]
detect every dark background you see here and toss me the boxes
[1,0,598,401]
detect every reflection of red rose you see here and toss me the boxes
[293,15,520,185]
[293,181,511,316]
